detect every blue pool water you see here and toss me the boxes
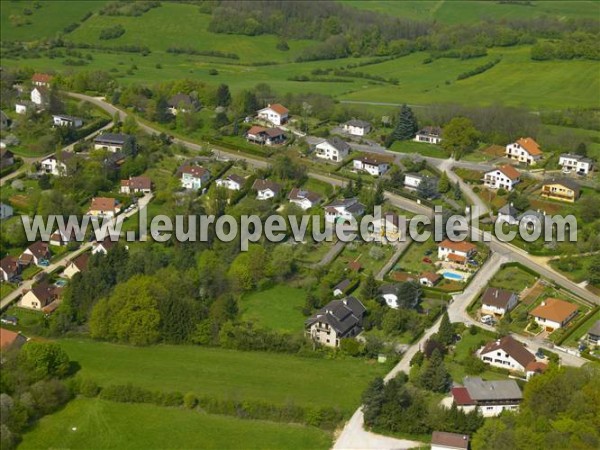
[442,271,464,281]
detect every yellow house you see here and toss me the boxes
[541,179,580,203]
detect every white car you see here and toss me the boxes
[481,315,494,325]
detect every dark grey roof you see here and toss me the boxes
[463,377,523,402]
[226,174,246,185]
[498,203,518,218]
[94,133,130,145]
[327,197,359,208]
[379,284,398,295]
[334,279,351,292]
[560,153,593,164]
[518,209,544,222]
[544,178,581,195]
[306,296,366,336]
[345,119,371,128]
[588,320,600,337]
[252,179,281,194]
[326,136,351,153]
[481,287,516,309]
[417,126,442,137]
[288,187,321,203]
[168,93,198,109]
[53,114,83,122]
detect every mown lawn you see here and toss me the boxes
[19,398,332,450]
[389,139,448,159]
[240,285,307,333]
[488,266,537,293]
[56,338,385,413]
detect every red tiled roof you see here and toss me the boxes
[448,253,466,263]
[452,387,475,406]
[247,125,267,135]
[481,336,535,369]
[498,164,521,180]
[180,166,208,178]
[122,176,151,190]
[0,328,23,349]
[32,73,53,84]
[516,137,542,156]
[267,103,288,115]
[90,197,117,212]
[525,361,548,374]
[431,431,469,449]
[530,298,578,323]
[420,272,441,283]
[438,239,476,254]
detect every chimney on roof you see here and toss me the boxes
[495,289,499,298]
[342,299,348,305]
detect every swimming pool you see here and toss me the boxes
[442,271,464,281]
[54,279,68,287]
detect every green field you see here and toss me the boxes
[56,339,384,413]
[240,285,308,333]
[20,398,331,450]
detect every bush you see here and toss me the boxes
[183,392,198,409]
[99,24,125,40]
[208,68,219,76]
[79,378,101,397]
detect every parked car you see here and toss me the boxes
[422,257,432,264]
[0,316,18,326]
[481,315,493,325]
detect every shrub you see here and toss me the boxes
[79,378,101,398]
[99,24,125,40]
[183,392,198,409]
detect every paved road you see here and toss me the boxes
[0,194,153,311]
[313,241,346,268]
[376,239,411,281]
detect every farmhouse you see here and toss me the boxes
[288,187,321,210]
[179,165,210,190]
[559,153,594,175]
[404,173,424,189]
[0,203,14,220]
[479,335,535,373]
[315,137,350,162]
[0,148,15,168]
[0,256,20,282]
[324,197,365,223]
[31,73,53,87]
[352,156,390,176]
[305,296,366,347]
[52,114,83,128]
[120,176,152,194]
[257,103,289,125]
[40,152,76,176]
[167,93,200,115]
[496,203,519,226]
[431,431,469,450]
[529,298,578,332]
[88,197,119,218]
[342,119,371,136]
[215,173,246,191]
[252,179,281,200]
[587,320,600,347]
[480,287,518,317]
[21,282,62,311]
[419,272,441,288]
[245,126,286,145]
[437,239,476,264]
[483,165,520,191]
[94,133,131,153]
[30,86,48,106]
[63,253,90,279]
[505,137,543,166]
[452,377,522,417]
[0,328,27,350]
[91,237,117,255]
[20,242,50,267]
[541,178,580,203]
[414,126,443,144]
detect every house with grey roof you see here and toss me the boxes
[315,137,351,162]
[497,203,519,225]
[324,197,365,223]
[587,320,600,347]
[342,119,371,136]
[480,287,518,317]
[452,376,523,417]
[167,93,200,115]
[559,153,593,175]
[305,296,366,347]
[94,133,132,153]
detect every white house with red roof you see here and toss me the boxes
[437,239,477,264]
[179,166,210,190]
[483,165,521,191]
[257,104,289,126]
[31,73,53,87]
[505,137,543,166]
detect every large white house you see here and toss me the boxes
[483,165,521,191]
[342,119,371,136]
[529,298,578,332]
[480,287,518,317]
[257,104,289,126]
[505,137,543,166]
[437,239,477,265]
[288,188,321,210]
[353,156,390,176]
[414,126,442,144]
[215,174,245,191]
[30,87,47,106]
[52,115,83,128]
[94,133,131,153]
[305,296,366,348]
[559,153,593,175]
[479,336,536,373]
[40,152,75,177]
[180,166,210,190]
[404,173,424,189]
[315,137,350,162]
[452,377,523,417]
[324,198,365,223]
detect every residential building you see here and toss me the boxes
[372,212,402,242]
[120,176,152,194]
[518,209,545,230]
[505,137,543,165]
[525,361,548,380]
[94,133,131,153]
[452,377,523,417]
[305,297,366,347]
[481,287,518,317]
[52,114,83,128]
[31,73,53,87]
[529,298,578,332]
[333,279,352,297]
[352,156,390,176]
[414,126,443,144]
[257,103,289,125]
[0,256,20,282]
[483,165,521,191]
[216,174,245,191]
[559,153,593,175]
[404,173,424,189]
[314,137,350,162]
[342,119,371,136]
[479,335,535,373]
[252,179,281,200]
[179,166,210,190]
[88,197,119,218]
[21,282,62,311]
[496,203,519,226]
[49,229,79,247]
[0,328,27,350]
[419,272,441,288]
[288,187,321,210]
[587,320,600,347]
[40,152,76,176]
[379,284,400,309]
[437,239,477,264]
[541,178,581,203]
[431,431,469,450]
[63,253,90,279]
[20,242,50,267]
[324,198,365,223]
[0,148,15,167]
[91,237,117,255]
[167,93,199,115]
[15,102,29,115]
[0,203,14,220]
[30,86,48,106]
[245,126,286,145]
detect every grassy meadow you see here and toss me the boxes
[56,338,385,413]
[240,285,308,333]
[19,398,332,450]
